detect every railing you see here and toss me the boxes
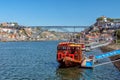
[95,49,120,60]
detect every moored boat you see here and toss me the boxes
[57,42,85,67]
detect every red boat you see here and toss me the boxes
[57,42,85,67]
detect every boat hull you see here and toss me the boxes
[58,57,81,67]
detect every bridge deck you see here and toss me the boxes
[30,26,89,28]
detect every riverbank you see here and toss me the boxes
[100,43,120,71]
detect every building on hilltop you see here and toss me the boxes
[95,16,120,29]
[112,18,120,28]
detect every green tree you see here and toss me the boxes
[115,30,120,39]
[96,17,104,21]
[76,33,81,39]
[13,22,19,27]
[114,29,120,44]
[107,18,113,22]
[96,17,113,22]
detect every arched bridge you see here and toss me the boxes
[31,26,89,28]
[30,26,89,32]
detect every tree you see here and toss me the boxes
[115,30,120,39]
[107,18,113,22]
[12,22,18,26]
[76,33,81,39]
[96,17,104,21]
[114,29,120,44]
[96,16,113,22]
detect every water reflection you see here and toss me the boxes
[56,67,84,80]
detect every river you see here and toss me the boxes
[0,41,120,80]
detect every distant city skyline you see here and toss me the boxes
[0,0,120,26]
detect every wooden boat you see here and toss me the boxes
[57,42,85,67]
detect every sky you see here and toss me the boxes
[0,0,120,26]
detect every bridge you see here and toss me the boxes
[30,26,89,28]
[30,26,89,32]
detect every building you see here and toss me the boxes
[112,19,120,28]
[0,22,16,27]
[95,16,120,29]
[1,22,8,27]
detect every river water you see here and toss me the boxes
[0,41,120,80]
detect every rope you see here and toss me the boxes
[94,59,120,67]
